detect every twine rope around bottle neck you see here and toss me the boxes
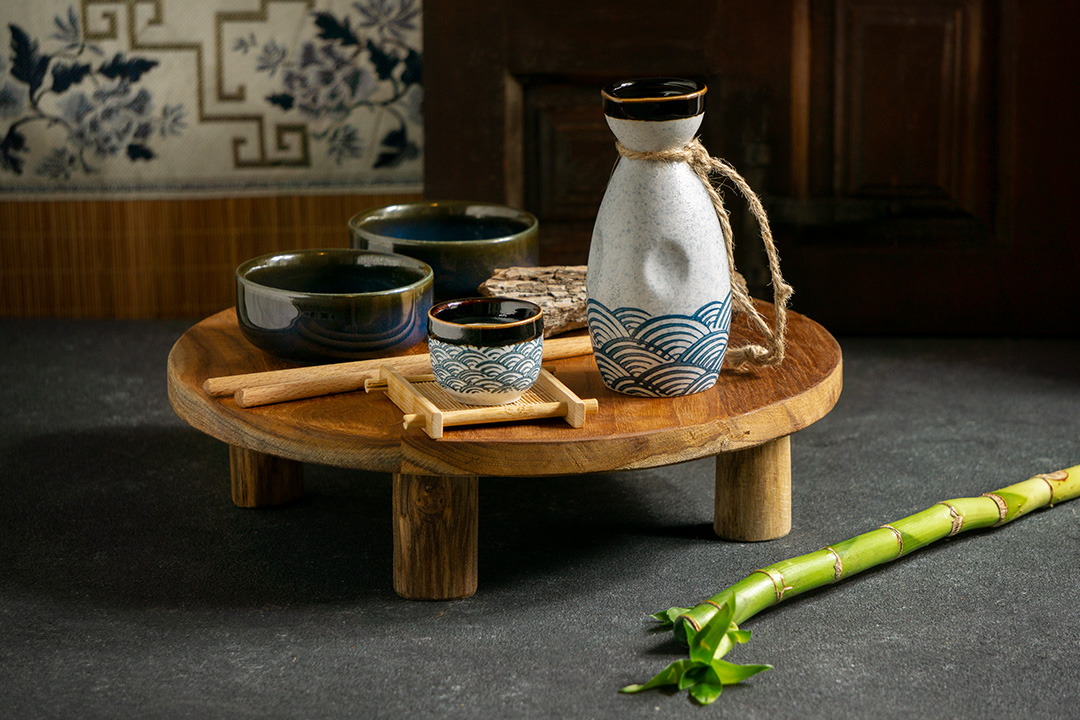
[615,137,793,370]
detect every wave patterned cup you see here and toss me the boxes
[428,297,544,406]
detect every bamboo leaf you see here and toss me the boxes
[713,624,751,658]
[688,680,724,705]
[650,606,691,627]
[688,618,729,664]
[729,629,752,645]
[620,659,696,694]
[710,659,772,685]
[677,664,707,690]
[687,598,735,664]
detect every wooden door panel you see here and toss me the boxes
[425,1,1078,335]
[526,85,611,223]
[835,0,986,204]
[523,83,611,265]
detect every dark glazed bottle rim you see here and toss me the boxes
[602,77,706,121]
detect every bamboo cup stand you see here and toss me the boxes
[367,367,598,439]
[167,304,842,600]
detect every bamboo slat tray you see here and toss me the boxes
[366,367,598,439]
[167,302,842,600]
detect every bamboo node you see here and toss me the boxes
[936,502,965,536]
[822,546,844,581]
[1039,477,1056,506]
[879,524,904,558]
[1035,471,1068,507]
[752,568,793,604]
[982,492,1009,526]
[678,614,702,632]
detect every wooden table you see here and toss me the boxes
[167,304,842,600]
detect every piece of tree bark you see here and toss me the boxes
[478,266,587,337]
[479,266,751,338]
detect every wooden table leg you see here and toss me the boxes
[229,446,304,508]
[393,473,479,600]
[714,435,792,541]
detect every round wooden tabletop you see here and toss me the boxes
[167,303,842,477]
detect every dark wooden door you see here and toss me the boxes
[424,1,1079,335]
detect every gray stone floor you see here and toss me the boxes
[1,319,1077,719]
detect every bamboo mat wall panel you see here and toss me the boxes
[0,193,420,318]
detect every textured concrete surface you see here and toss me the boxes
[1,319,1077,719]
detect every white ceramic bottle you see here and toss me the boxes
[586,78,732,397]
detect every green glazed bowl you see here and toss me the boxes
[348,201,539,301]
[236,249,433,363]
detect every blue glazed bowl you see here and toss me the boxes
[349,201,539,301]
[236,249,433,363]
[427,297,544,406]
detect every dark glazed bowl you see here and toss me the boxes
[236,249,433,363]
[349,201,539,301]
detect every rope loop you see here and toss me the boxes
[615,138,792,370]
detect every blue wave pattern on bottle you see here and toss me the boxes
[586,295,732,397]
[429,340,544,395]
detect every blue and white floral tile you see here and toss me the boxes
[0,0,422,197]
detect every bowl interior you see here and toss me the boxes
[350,203,536,245]
[368,215,531,243]
[240,250,431,295]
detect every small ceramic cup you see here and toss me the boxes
[427,297,544,406]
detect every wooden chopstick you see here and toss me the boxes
[203,334,594,408]
[232,355,433,408]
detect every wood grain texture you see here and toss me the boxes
[229,446,304,508]
[393,473,479,600]
[715,435,792,541]
[167,302,842,477]
[0,193,419,318]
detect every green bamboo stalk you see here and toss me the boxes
[623,465,1079,705]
